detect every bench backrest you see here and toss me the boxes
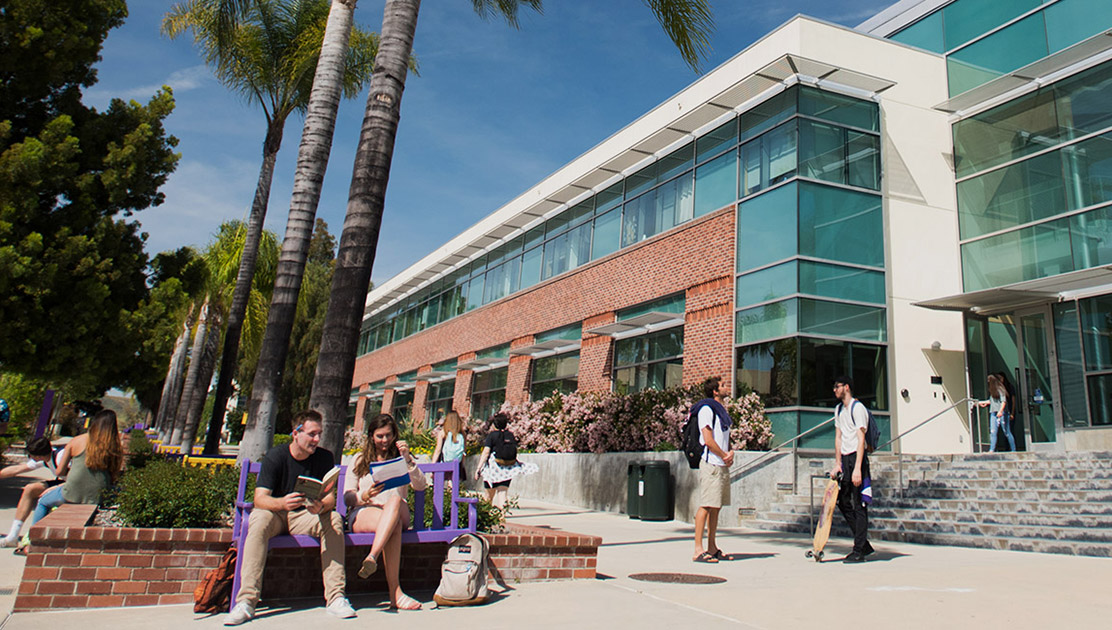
[235,459,465,532]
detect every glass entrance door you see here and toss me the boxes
[1017,309,1060,448]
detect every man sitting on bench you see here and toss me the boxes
[225,410,355,625]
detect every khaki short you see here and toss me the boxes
[698,463,730,508]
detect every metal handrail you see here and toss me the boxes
[729,416,835,492]
[876,396,975,497]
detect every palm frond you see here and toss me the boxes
[470,0,544,28]
[641,0,715,73]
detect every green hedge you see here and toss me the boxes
[114,460,238,528]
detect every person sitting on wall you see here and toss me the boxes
[224,410,356,625]
[0,437,63,547]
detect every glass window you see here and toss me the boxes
[957,149,1067,240]
[1086,374,1112,426]
[471,367,507,423]
[660,173,694,226]
[961,217,1073,291]
[799,119,845,185]
[658,142,694,182]
[846,131,880,191]
[740,88,797,142]
[1044,0,1112,55]
[618,293,685,321]
[947,12,1049,96]
[1079,295,1112,371]
[735,339,799,408]
[530,352,579,400]
[799,261,885,304]
[736,299,797,345]
[591,206,621,260]
[524,224,545,251]
[889,9,945,53]
[798,86,879,132]
[596,181,624,214]
[741,122,798,196]
[622,188,660,248]
[1064,133,1112,210]
[391,389,414,428]
[613,328,684,394]
[1055,61,1112,141]
[798,182,883,267]
[520,245,542,288]
[626,161,657,199]
[424,379,456,430]
[736,261,797,307]
[798,299,887,342]
[694,150,738,217]
[942,0,1042,51]
[696,118,738,163]
[952,89,1061,178]
[1052,302,1089,428]
[466,273,484,310]
[1072,205,1112,270]
[798,338,888,411]
[737,182,797,271]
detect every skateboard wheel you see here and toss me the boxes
[805,550,813,558]
[816,551,824,562]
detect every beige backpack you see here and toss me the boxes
[433,533,490,606]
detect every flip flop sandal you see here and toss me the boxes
[712,550,731,561]
[692,551,719,563]
[357,555,378,578]
[13,546,28,557]
[391,594,422,611]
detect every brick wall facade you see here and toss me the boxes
[353,206,738,408]
[16,506,599,612]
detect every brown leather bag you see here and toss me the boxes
[194,546,237,613]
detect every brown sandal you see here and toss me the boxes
[692,551,719,563]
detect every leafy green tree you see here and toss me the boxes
[163,0,380,454]
[0,0,180,394]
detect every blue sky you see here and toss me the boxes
[87,0,888,286]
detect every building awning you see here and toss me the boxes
[509,339,582,358]
[914,266,1112,315]
[935,29,1112,117]
[415,369,455,382]
[585,311,685,338]
[455,357,509,372]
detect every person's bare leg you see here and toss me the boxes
[368,495,403,563]
[693,506,708,558]
[706,507,721,554]
[16,482,45,522]
[492,485,508,509]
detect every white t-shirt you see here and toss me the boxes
[836,399,870,455]
[698,404,730,466]
[25,449,61,476]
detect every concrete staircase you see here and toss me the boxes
[749,451,1112,557]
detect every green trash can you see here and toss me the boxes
[627,461,642,519]
[639,460,673,521]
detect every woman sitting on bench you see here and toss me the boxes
[344,413,426,611]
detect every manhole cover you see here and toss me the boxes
[629,572,726,584]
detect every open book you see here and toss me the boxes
[368,456,412,491]
[292,466,341,503]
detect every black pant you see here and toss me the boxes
[837,452,872,555]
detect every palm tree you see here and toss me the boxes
[154,308,195,436]
[164,0,378,455]
[306,0,716,460]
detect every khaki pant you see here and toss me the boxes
[236,508,346,607]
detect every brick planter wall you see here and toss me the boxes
[16,506,600,611]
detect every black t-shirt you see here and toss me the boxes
[256,444,335,498]
[483,430,517,458]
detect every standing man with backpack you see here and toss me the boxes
[691,376,734,563]
[831,375,875,563]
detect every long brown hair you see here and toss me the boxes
[987,373,1005,400]
[353,413,400,478]
[85,410,124,481]
[443,410,463,441]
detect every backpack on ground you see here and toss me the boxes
[837,400,880,453]
[194,545,236,614]
[433,533,490,606]
[493,430,517,463]
[681,402,711,470]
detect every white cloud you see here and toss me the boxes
[86,64,213,105]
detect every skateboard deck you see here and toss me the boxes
[806,474,841,562]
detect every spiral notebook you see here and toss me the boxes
[368,456,411,491]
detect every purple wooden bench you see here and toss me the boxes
[230,460,477,604]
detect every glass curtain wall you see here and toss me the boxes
[732,88,887,450]
[471,368,507,423]
[424,380,456,430]
[359,86,878,358]
[888,0,1112,96]
[530,353,580,400]
[956,60,1112,292]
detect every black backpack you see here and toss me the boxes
[494,430,517,462]
[837,400,880,453]
[681,402,713,470]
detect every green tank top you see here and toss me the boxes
[61,451,111,504]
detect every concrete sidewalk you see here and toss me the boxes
[2,496,1109,629]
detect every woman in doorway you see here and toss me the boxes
[431,410,467,481]
[345,413,426,610]
[979,373,1017,452]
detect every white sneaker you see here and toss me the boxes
[325,596,357,619]
[224,601,255,626]
[0,536,18,548]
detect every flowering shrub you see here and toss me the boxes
[496,385,771,454]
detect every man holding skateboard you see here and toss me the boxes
[831,376,875,563]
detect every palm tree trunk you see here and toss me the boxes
[202,119,284,454]
[182,308,224,454]
[171,300,211,446]
[156,309,194,438]
[237,0,357,463]
[309,0,420,461]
